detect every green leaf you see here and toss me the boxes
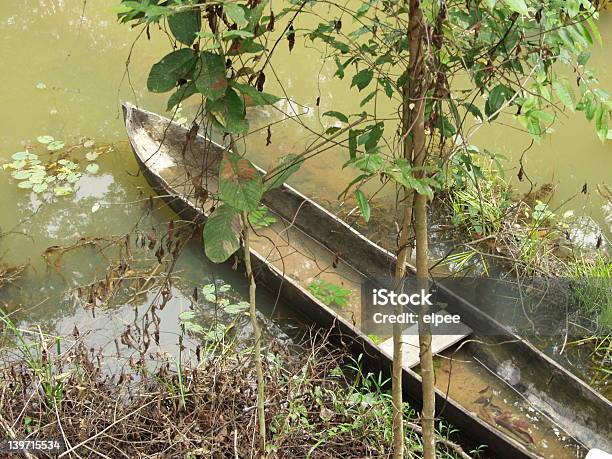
[37,135,54,144]
[167,82,198,111]
[224,3,248,27]
[47,141,65,151]
[195,52,228,101]
[553,80,575,111]
[248,205,277,229]
[222,30,255,40]
[206,88,249,134]
[86,163,100,174]
[66,172,81,183]
[17,180,33,189]
[147,49,197,93]
[231,82,280,107]
[168,7,201,45]
[54,184,73,196]
[203,204,242,263]
[33,183,48,193]
[12,170,32,180]
[263,154,303,190]
[219,152,263,211]
[485,85,511,120]
[348,130,358,159]
[351,69,373,91]
[504,0,528,15]
[12,151,36,161]
[322,111,348,123]
[85,152,100,161]
[355,189,370,222]
[224,301,249,314]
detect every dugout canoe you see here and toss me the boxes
[123,102,611,459]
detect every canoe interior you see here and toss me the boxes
[123,103,609,458]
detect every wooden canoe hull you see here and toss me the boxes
[123,102,609,458]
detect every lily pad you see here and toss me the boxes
[12,151,36,161]
[17,181,33,189]
[66,172,81,183]
[54,185,73,196]
[85,152,100,161]
[47,141,65,151]
[37,136,54,144]
[86,163,100,174]
[83,140,95,148]
[33,183,48,193]
[12,170,32,180]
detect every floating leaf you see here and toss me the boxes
[37,135,54,144]
[203,204,242,263]
[33,183,48,193]
[47,140,65,151]
[12,170,32,180]
[12,151,36,161]
[224,301,249,314]
[66,172,81,183]
[85,152,100,161]
[54,185,73,196]
[36,82,47,90]
[83,140,95,148]
[17,181,33,189]
[219,152,263,211]
[86,163,100,174]
[147,49,197,93]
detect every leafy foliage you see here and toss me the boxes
[308,279,352,308]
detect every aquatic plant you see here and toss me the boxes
[308,279,352,308]
[2,137,102,197]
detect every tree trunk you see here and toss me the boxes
[407,0,436,457]
[242,212,267,453]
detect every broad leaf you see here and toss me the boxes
[553,80,575,111]
[351,69,373,91]
[485,84,511,120]
[168,7,201,45]
[231,82,280,107]
[206,88,249,134]
[323,111,348,123]
[219,152,263,211]
[148,49,197,93]
[505,0,528,15]
[224,3,248,27]
[167,82,198,111]
[203,205,242,263]
[355,189,370,222]
[195,52,228,101]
